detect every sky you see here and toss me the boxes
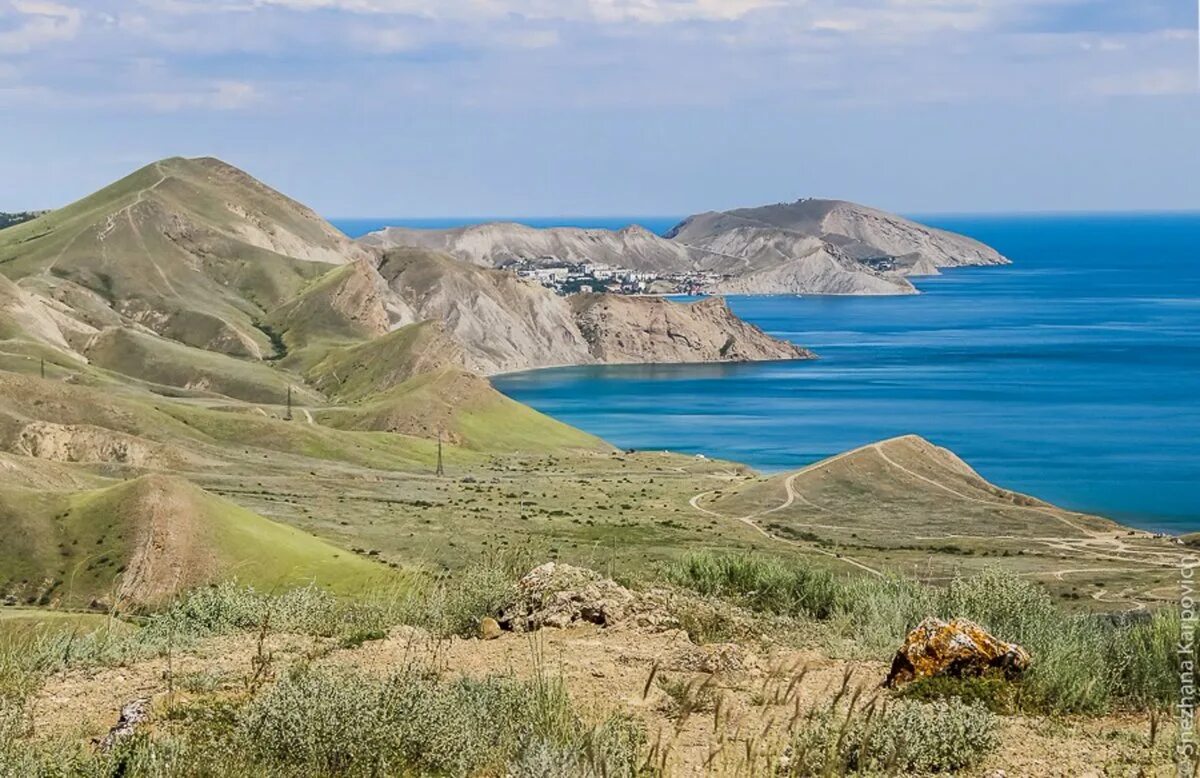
[1,0,1197,217]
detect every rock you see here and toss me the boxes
[499,562,643,632]
[96,697,151,752]
[884,617,1030,687]
[478,616,502,640]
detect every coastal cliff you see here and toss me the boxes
[571,294,813,365]
[376,248,810,375]
[362,198,1007,296]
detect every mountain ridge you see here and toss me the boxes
[360,198,1008,296]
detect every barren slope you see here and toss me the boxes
[363,222,698,273]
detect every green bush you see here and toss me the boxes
[896,674,1018,714]
[240,666,396,775]
[828,574,935,657]
[784,697,998,775]
[397,564,517,638]
[236,664,642,777]
[862,698,999,772]
[668,554,1181,715]
[940,567,1057,645]
[1110,608,1185,709]
[665,552,843,619]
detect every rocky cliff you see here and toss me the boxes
[363,198,1007,296]
[0,158,813,401]
[362,222,697,273]
[668,199,1009,281]
[571,294,812,364]
[375,248,810,374]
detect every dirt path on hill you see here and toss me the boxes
[688,440,1177,592]
[869,443,1098,537]
[688,442,883,577]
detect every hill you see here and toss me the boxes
[570,294,812,364]
[303,320,467,401]
[376,247,808,374]
[316,367,610,452]
[0,157,369,359]
[0,157,1171,613]
[0,474,391,609]
[693,434,1175,598]
[266,259,412,356]
[361,199,1008,296]
[362,221,698,273]
[0,157,812,384]
[83,326,321,404]
[668,199,1009,289]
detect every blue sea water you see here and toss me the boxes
[475,213,1198,534]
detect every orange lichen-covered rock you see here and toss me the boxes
[884,617,1031,687]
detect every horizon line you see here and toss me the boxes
[327,208,1200,222]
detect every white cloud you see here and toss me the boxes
[2,0,1194,116]
[0,0,83,53]
[140,0,785,23]
[584,0,783,24]
[127,79,263,110]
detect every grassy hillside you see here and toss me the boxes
[0,157,357,358]
[316,368,610,453]
[266,260,398,356]
[303,320,465,401]
[0,158,1176,621]
[84,326,320,405]
[0,371,460,474]
[0,474,392,609]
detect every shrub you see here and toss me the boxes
[861,698,999,772]
[665,552,842,619]
[236,663,642,777]
[828,574,935,657]
[240,666,394,775]
[398,558,520,638]
[1110,608,1186,710]
[670,556,1180,715]
[784,697,998,776]
[940,568,1057,646]
[896,674,1018,714]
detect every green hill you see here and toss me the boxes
[266,260,400,357]
[317,368,610,453]
[84,326,320,405]
[0,474,393,610]
[0,157,367,359]
[303,320,465,402]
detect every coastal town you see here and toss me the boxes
[506,257,725,296]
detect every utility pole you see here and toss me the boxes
[435,429,444,477]
[39,359,45,380]
[285,385,293,421]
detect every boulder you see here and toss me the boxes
[884,617,1030,687]
[499,562,639,631]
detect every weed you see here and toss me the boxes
[665,552,842,620]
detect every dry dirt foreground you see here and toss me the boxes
[34,623,1172,776]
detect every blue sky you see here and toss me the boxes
[1,0,1197,216]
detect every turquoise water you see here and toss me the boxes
[482,214,1200,534]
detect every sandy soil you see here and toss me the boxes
[33,623,1173,776]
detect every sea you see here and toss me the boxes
[331,214,1200,534]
